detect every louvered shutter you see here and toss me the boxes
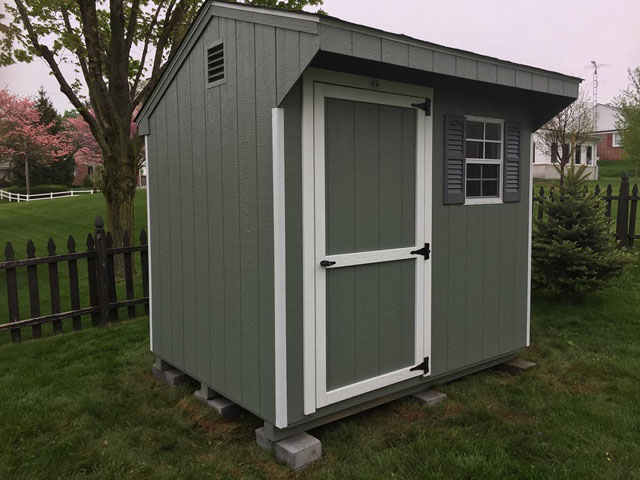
[443,115,466,205]
[503,121,521,203]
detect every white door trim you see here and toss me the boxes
[301,69,433,414]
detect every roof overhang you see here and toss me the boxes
[136,0,580,131]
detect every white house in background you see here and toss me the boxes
[531,137,599,180]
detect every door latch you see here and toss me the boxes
[410,357,429,375]
[410,243,430,260]
[320,260,336,267]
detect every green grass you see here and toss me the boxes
[0,192,148,345]
[1,256,639,478]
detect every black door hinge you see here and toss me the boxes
[411,98,431,116]
[410,357,429,374]
[410,243,430,260]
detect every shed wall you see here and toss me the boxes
[283,74,532,427]
[147,14,317,423]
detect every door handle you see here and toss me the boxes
[320,260,336,267]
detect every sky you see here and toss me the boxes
[0,0,639,113]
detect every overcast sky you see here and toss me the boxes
[0,0,638,112]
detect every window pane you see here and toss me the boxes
[466,141,483,158]
[485,142,500,159]
[466,180,481,197]
[466,121,484,140]
[481,164,499,179]
[485,123,501,140]
[467,163,481,179]
[482,180,498,197]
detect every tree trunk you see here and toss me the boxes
[101,134,139,274]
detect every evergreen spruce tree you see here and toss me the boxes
[34,87,62,134]
[532,164,632,300]
[12,88,74,187]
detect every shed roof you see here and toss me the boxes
[137,0,581,126]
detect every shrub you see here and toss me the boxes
[81,174,93,188]
[532,164,633,301]
[6,184,69,195]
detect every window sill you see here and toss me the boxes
[464,198,503,206]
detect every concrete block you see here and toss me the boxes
[273,432,322,470]
[255,427,274,452]
[413,389,447,407]
[152,364,197,388]
[194,385,220,401]
[496,358,537,375]
[154,358,173,371]
[200,396,242,419]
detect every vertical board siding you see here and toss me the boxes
[498,206,517,353]
[149,14,315,423]
[166,84,183,366]
[323,98,417,393]
[236,20,261,413]
[177,61,197,375]
[482,208,501,358]
[189,35,211,381]
[276,29,300,105]
[219,17,243,402]
[255,23,278,422]
[203,16,227,392]
[283,83,304,422]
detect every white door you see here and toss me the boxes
[307,80,433,410]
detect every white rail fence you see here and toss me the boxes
[0,189,98,203]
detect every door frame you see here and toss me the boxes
[301,68,434,414]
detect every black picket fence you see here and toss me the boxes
[534,173,639,248]
[0,217,149,344]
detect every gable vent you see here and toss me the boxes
[207,42,225,85]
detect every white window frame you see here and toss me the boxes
[612,132,622,147]
[464,116,504,206]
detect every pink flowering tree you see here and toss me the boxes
[0,89,70,194]
[62,112,143,174]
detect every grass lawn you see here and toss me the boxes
[1,254,639,478]
[0,191,148,345]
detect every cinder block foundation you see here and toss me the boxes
[496,358,537,375]
[413,389,447,407]
[255,427,322,470]
[152,362,197,389]
[194,385,220,401]
[195,392,242,419]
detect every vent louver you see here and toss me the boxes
[207,42,225,85]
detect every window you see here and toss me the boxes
[575,144,581,164]
[206,41,225,87]
[551,142,559,163]
[586,146,593,165]
[465,118,503,203]
[88,165,94,177]
[613,132,622,147]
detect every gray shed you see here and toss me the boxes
[136,0,579,458]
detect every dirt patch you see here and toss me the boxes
[497,408,536,425]
[175,397,238,436]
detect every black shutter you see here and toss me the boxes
[444,115,466,205]
[503,121,521,203]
